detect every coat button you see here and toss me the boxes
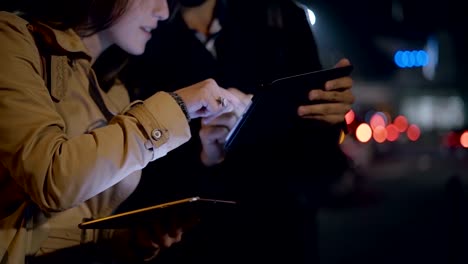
[151,129,163,141]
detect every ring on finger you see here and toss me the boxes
[216,96,227,107]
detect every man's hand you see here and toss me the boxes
[297,58,355,125]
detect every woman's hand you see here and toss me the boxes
[297,58,355,125]
[133,224,182,262]
[174,79,243,121]
[199,88,252,166]
[131,209,200,262]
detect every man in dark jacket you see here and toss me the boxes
[103,0,355,263]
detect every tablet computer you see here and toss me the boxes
[78,197,236,229]
[224,65,353,153]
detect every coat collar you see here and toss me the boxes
[27,21,92,61]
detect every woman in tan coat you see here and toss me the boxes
[0,0,246,263]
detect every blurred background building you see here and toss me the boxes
[297,0,468,163]
[296,1,468,263]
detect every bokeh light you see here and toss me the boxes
[356,123,372,143]
[407,124,421,141]
[373,126,387,143]
[386,124,400,142]
[393,115,409,132]
[370,112,387,130]
[345,109,355,125]
[460,131,468,148]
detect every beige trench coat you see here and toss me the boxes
[0,12,191,263]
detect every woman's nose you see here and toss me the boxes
[152,0,170,21]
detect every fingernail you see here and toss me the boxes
[309,90,317,99]
[297,107,304,116]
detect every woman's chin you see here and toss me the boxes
[127,47,145,56]
[122,42,147,56]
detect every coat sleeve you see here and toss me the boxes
[0,13,191,212]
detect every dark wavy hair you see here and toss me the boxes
[11,0,129,37]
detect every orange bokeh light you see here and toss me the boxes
[356,123,372,143]
[373,126,387,143]
[460,131,468,148]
